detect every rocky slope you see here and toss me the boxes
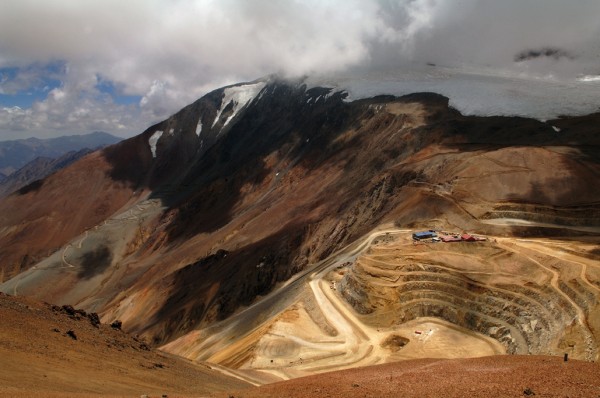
[0,138,150,282]
[0,292,250,397]
[0,76,598,356]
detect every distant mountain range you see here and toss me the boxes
[0,132,122,176]
[0,132,121,197]
[0,148,96,198]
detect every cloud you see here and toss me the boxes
[0,0,599,139]
[0,66,51,95]
[0,69,142,136]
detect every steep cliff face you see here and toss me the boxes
[1,77,598,347]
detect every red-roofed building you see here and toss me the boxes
[461,233,476,241]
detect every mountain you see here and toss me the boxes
[0,131,121,176]
[0,148,94,198]
[0,77,599,383]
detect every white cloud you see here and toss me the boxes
[0,0,599,139]
[139,80,169,117]
[0,75,142,137]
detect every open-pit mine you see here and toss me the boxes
[161,226,600,383]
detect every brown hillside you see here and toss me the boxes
[0,135,152,283]
[0,292,250,397]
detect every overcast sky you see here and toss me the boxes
[1,0,599,140]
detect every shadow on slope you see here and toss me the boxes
[78,245,113,280]
[159,90,455,244]
[158,83,355,240]
[145,221,306,345]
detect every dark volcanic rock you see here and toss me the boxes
[111,320,122,330]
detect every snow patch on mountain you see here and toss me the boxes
[212,82,267,129]
[195,120,203,137]
[324,89,340,100]
[148,130,163,158]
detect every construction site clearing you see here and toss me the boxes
[412,230,487,243]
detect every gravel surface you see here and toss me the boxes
[214,355,600,398]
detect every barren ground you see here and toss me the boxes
[212,355,600,398]
[0,292,250,397]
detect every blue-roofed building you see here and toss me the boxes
[412,231,437,240]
